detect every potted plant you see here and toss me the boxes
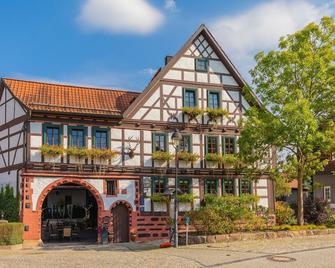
[150,194,170,204]
[152,151,173,162]
[177,151,199,162]
[222,154,239,169]
[182,107,203,123]
[206,108,229,124]
[130,228,137,241]
[205,153,223,163]
[177,193,194,203]
[40,144,64,157]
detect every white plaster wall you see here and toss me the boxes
[0,171,17,192]
[209,60,229,74]
[222,76,238,86]
[258,198,269,208]
[256,179,268,188]
[173,57,195,70]
[164,70,182,80]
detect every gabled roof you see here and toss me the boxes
[2,78,140,117]
[124,24,261,117]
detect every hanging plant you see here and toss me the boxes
[206,108,229,124]
[222,154,240,167]
[90,148,118,161]
[150,194,170,203]
[182,107,203,122]
[66,147,89,159]
[205,153,223,163]
[40,145,64,157]
[177,151,199,162]
[152,151,173,161]
[177,193,195,202]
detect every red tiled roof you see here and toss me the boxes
[2,78,140,117]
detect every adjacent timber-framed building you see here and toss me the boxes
[0,25,275,244]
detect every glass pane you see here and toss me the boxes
[209,92,219,108]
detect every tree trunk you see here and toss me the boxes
[297,168,304,225]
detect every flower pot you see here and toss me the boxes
[130,233,137,241]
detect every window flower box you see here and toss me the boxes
[177,151,199,163]
[182,107,204,123]
[206,108,229,124]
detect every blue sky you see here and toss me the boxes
[0,0,334,91]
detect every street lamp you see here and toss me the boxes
[171,129,182,248]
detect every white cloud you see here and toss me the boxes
[77,0,165,35]
[164,0,177,12]
[139,67,157,76]
[210,0,333,81]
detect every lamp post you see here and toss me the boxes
[171,129,182,248]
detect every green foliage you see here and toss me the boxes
[206,108,229,123]
[189,194,262,235]
[239,17,335,225]
[177,193,195,202]
[177,151,199,162]
[182,107,203,122]
[150,194,170,203]
[205,153,223,163]
[89,148,118,160]
[271,224,327,231]
[275,201,297,225]
[152,151,173,161]
[0,185,19,222]
[0,223,24,245]
[40,145,64,157]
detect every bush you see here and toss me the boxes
[189,207,234,235]
[0,185,19,222]
[303,197,330,225]
[275,201,297,225]
[271,224,326,231]
[0,223,23,245]
[189,194,261,235]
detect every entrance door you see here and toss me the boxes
[112,204,129,243]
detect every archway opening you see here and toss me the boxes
[41,183,98,244]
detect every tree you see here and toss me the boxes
[239,17,335,225]
[0,185,19,222]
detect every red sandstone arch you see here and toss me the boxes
[36,178,106,242]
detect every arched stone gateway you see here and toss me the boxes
[36,178,109,243]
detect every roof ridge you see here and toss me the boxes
[2,77,141,94]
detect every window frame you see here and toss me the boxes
[207,90,222,109]
[205,136,219,154]
[324,186,331,202]
[195,58,208,72]
[222,136,237,155]
[205,178,218,195]
[182,88,198,108]
[106,180,117,196]
[178,178,192,194]
[43,123,63,146]
[239,179,252,195]
[68,126,87,148]
[152,133,168,152]
[152,177,167,194]
[180,135,192,153]
[92,127,110,149]
[222,178,235,195]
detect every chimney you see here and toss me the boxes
[165,56,173,65]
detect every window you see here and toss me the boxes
[240,179,252,194]
[93,127,110,149]
[180,135,192,153]
[195,58,208,72]
[153,133,167,152]
[324,186,331,202]
[223,137,236,155]
[206,136,219,154]
[205,179,218,194]
[183,88,197,107]
[178,178,191,194]
[152,177,167,194]
[68,126,87,148]
[222,178,235,195]
[208,91,220,109]
[106,180,117,195]
[43,124,62,146]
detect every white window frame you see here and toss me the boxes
[324,186,331,202]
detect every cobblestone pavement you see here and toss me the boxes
[2,235,335,267]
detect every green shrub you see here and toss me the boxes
[189,207,234,235]
[0,185,19,222]
[275,201,297,225]
[0,222,23,245]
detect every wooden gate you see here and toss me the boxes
[112,204,129,243]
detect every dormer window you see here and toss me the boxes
[195,58,208,72]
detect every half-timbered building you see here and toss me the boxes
[0,25,274,245]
